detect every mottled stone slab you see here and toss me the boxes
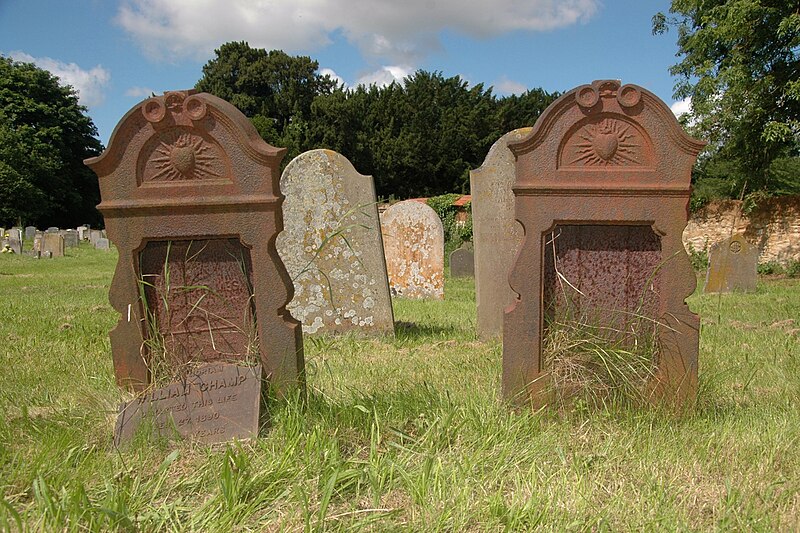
[32,232,42,253]
[95,237,110,250]
[470,128,530,337]
[89,229,103,245]
[503,80,704,409]
[41,233,64,257]
[277,149,394,336]
[114,363,261,445]
[25,226,36,239]
[62,230,79,247]
[380,200,444,299]
[449,247,475,278]
[704,233,758,293]
[6,228,22,242]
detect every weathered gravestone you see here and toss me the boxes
[276,149,394,335]
[470,128,530,338]
[95,237,111,251]
[77,226,88,241]
[115,363,261,445]
[7,228,22,242]
[380,200,444,299]
[2,236,21,254]
[25,226,36,239]
[85,90,303,396]
[704,233,758,293]
[89,229,103,245]
[32,232,42,254]
[449,246,475,277]
[41,233,64,257]
[46,227,59,233]
[503,80,704,408]
[62,230,79,248]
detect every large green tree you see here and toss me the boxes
[0,56,103,228]
[654,1,800,201]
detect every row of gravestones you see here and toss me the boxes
[88,82,707,446]
[1,225,112,257]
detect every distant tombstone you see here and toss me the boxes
[7,228,22,242]
[85,90,303,395]
[89,229,103,245]
[77,226,87,240]
[95,237,111,250]
[115,363,261,445]
[276,149,394,336]
[1,236,21,254]
[503,80,705,408]
[62,230,79,248]
[470,128,530,338]
[32,232,43,253]
[449,247,475,277]
[46,227,59,233]
[25,226,36,239]
[704,233,758,293]
[380,200,444,299]
[41,233,64,257]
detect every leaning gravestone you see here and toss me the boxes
[470,128,530,338]
[85,90,303,411]
[704,233,758,293]
[503,80,705,408]
[449,246,475,278]
[41,233,64,257]
[380,200,444,299]
[276,149,394,336]
[25,226,36,239]
[95,237,111,251]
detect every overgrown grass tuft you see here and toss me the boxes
[1,246,799,530]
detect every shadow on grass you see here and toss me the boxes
[393,320,465,341]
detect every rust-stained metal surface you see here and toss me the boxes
[276,149,394,336]
[85,90,303,394]
[704,233,758,293]
[380,200,444,299]
[504,80,705,408]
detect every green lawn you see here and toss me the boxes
[1,244,799,531]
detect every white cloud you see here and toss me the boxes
[671,97,691,117]
[355,65,411,88]
[125,86,156,98]
[494,76,527,96]
[319,68,346,89]
[7,51,110,107]
[115,0,600,63]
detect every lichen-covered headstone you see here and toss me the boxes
[276,149,394,336]
[704,233,758,293]
[41,233,64,257]
[470,128,530,338]
[380,200,444,299]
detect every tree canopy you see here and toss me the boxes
[654,0,800,205]
[196,42,559,199]
[0,56,103,228]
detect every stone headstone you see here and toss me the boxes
[1,237,21,254]
[32,232,43,253]
[470,128,530,337]
[7,228,22,243]
[85,90,303,394]
[46,227,59,233]
[276,149,394,336]
[41,233,64,257]
[380,200,444,299]
[449,247,475,277]
[704,233,758,293]
[25,226,36,239]
[94,237,110,250]
[77,226,87,240]
[89,229,103,245]
[62,230,79,248]
[503,80,705,408]
[115,363,261,445]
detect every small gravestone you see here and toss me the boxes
[95,237,110,251]
[62,230,79,248]
[470,128,530,338]
[276,149,394,336]
[41,233,64,257]
[25,226,36,239]
[449,247,475,277]
[7,228,22,243]
[503,80,704,408]
[46,227,59,233]
[704,234,758,293]
[85,90,303,396]
[1,236,21,254]
[77,226,87,240]
[115,363,261,445]
[89,229,103,245]
[32,232,42,253]
[380,200,444,299]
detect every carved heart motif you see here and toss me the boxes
[593,132,618,161]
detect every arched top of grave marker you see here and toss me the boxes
[85,90,286,214]
[509,80,705,193]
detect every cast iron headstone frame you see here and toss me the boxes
[503,80,705,408]
[86,90,303,393]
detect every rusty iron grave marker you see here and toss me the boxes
[503,80,705,409]
[85,90,303,397]
[115,363,261,445]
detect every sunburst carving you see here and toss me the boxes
[148,133,222,181]
[569,119,640,167]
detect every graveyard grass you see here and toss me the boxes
[1,245,799,531]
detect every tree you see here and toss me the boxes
[653,1,800,200]
[0,56,103,228]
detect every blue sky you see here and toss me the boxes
[0,0,687,146]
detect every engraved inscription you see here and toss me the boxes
[139,239,257,370]
[114,363,261,445]
[560,116,653,169]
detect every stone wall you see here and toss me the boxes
[683,195,800,264]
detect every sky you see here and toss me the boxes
[0,0,688,146]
